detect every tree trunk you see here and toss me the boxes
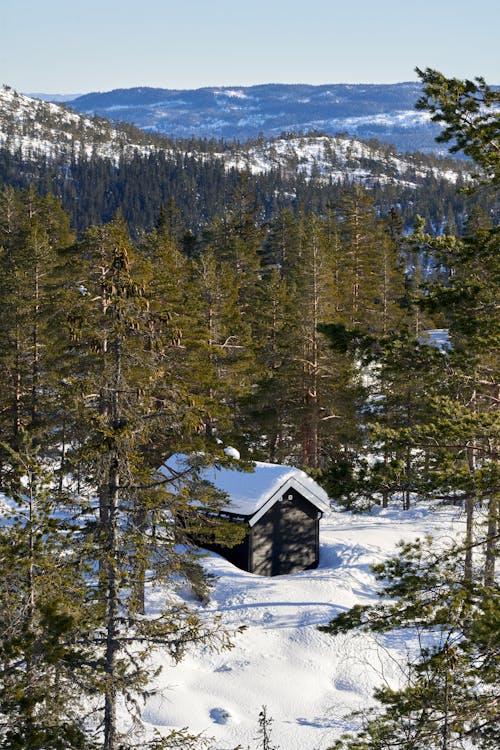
[465,429,477,582]
[25,469,37,739]
[131,503,147,615]
[103,457,120,750]
[484,494,498,586]
[103,334,123,750]
[464,492,475,584]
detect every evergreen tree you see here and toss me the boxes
[291,213,351,468]
[320,69,499,750]
[57,214,241,750]
[331,187,406,335]
[320,537,499,750]
[0,186,74,478]
[238,263,300,462]
[416,67,500,184]
[191,244,255,442]
[255,705,279,750]
[267,210,362,470]
[0,445,99,749]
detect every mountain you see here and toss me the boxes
[64,82,446,154]
[0,85,470,188]
[1,84,484,236]
[28,92,82,103]
[215,133,470,189]
[0,84,169,162]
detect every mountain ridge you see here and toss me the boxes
[1,85,469,189]
[53,82,447,153]
[1,84,483,236]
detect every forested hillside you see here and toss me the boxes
[61,81,442,152]
[2,85,498,237]
[0,69,498,750]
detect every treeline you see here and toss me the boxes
[0,181,408,477]
[1,176,498,507]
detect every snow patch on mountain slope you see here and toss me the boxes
[219,134,469,188]
[0,86,157,163]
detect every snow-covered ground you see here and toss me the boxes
[142,503,466,750]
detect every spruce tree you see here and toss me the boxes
[0,186,74,477]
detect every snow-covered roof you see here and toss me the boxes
[159,454,330,525]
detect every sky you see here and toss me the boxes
[1,0,499,95]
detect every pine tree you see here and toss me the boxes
[292,213,346,468]
[137,221,210,462]
[331,187,406,336]
[241,209,307,462]
[191,245,255,442]
[0,444,99,749]
[320,537,499,750]
[416,67,500,185]
[56,213,241,749]
[0,186,74,478]
[320,69,500,750]
[238,264,300,462]
[277,210,362,470]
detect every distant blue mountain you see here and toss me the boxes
[63,82,446,154]
[29,92,82,103]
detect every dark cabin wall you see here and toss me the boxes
[199,527,251,571]
[196,489,321,576]
[251,508,275,576]
[250,490,320,576]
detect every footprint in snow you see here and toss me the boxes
[214,659,250,672]
[214,663,232,673]
[210,707,230,724]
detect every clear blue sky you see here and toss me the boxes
[1,0,499,94]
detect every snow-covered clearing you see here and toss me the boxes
[141,503,466,750]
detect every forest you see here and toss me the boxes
[0,69,498,749]
[1,84,498,239]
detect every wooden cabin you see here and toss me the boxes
[160,453,330,576]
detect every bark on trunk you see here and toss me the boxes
[103,458,120,750]
[484,494,498,586]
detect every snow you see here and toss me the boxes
[0,492,10,519]
[419,328,451,351]
[0,86,160,163]
[223,446,241,460]
[140,502,467,749]
[325,109,432,130]
[215,89,250,100]
[1,465,470,748]
[217,134,469,188]
[0,86,472,190]
[159,455,330,518]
